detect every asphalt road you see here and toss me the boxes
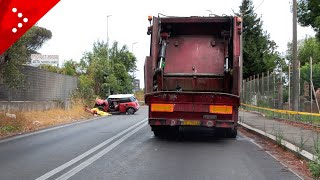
[0,107,301,180]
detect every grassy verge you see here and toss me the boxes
[134,90,144,102]
[0,99,93,139]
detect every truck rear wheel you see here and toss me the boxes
[153,130,160,137]
[152,126,178,138]
[227,128,237,138]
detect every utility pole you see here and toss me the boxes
[292,0,299,111]
[310,57,313,113]
[288,65,291,110]
[107,15,112,96]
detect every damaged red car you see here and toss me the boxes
[95,94,140,115]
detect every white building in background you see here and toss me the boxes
[30,54,59,67]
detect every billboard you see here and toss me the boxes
[30,54,59,66]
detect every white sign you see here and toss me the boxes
[30,54,59,66]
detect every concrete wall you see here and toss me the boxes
[0,101,63,112]
[0,66,78,101]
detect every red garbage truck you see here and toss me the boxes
[144,15,242,138]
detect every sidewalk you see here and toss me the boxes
[239,110,320,155]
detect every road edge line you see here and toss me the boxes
[265,150,303,180]
[238,121,316,161]
[239,130,304,180]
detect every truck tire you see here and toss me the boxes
[152,126,177,139]
[153,129,166,138]
[151,126,162,137]
[153,130,160,137]
[227,128,237,138]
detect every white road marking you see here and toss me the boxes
[239,131,303,180]
[56,122,148,180]
[36,118,147,180]
[265,151,303,180]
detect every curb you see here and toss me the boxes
[238,121,316,162]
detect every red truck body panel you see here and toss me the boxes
[144,16,242,135]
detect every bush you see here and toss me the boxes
[308,159,320,178]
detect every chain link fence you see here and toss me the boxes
[241,70,320,124]
[0,66,78,101]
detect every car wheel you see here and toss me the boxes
[126,107,135,115]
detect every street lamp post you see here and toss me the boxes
[107,15,112,96]
[206,10,212,16]
[132,42,138,53]
[131,42,138,93]
[107,15,112,45]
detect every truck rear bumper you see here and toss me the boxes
[149,119,236,128]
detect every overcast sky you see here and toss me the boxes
[37,0,315,88]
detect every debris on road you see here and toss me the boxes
[84,106,111,116]
[32,121,42,126]
[5,113,16,119]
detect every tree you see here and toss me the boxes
[80,40,137,97]
[298,0,320,39]
[61,59,78,76]
[78,74,94,100]
[0,26,52,88]
[109,42,137,73]
[39,64,61,73]
[85,41,110,96]
[300,63,320,91]
[238,0,280,79]
[298,37,320,66]
[296,36,320,96]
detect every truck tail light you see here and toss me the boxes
[209,105,233,114]
[151,104,174,112]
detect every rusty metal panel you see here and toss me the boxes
[232,17,242,96]
[151,17,160,70]
[149,112,233,121]
[163,77,224,91]
[144,56,153,94]
[174,104,193,112]
[193,104,209,113]
[145,92,240,106]
[161,17,231,24]
[165,36,225,75]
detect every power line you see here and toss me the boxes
[241,0,265,16]
[253,0,265,12]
